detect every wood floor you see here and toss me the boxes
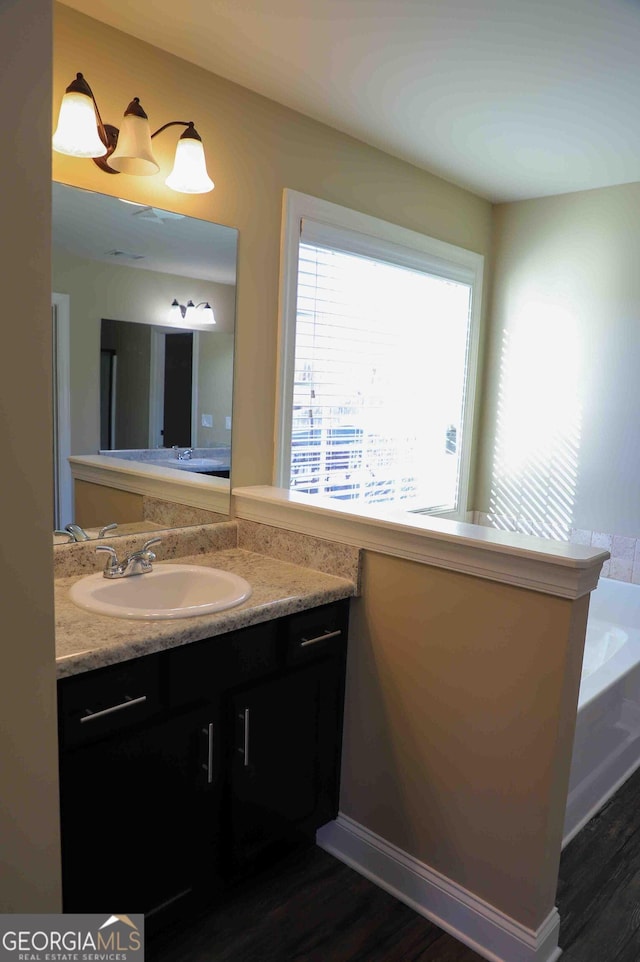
[148,765,640,961]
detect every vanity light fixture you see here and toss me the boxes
[168,299,216,327]
[52,73,214,195]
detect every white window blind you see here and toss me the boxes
[289,218,474,512]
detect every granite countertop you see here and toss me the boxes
[55,548,356,679]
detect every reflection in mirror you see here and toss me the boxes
[52,182,238,538]
[99,318,231,477]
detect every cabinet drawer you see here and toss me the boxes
[168,621,279,707]
[285,600,349,667]
[58,657,161,749]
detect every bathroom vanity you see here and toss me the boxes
[54,546,355,922]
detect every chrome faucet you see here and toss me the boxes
[58,522,118,542]
[65,523,91,542]
[174,446,194,461]
[96,538,162,579]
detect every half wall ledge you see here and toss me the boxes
[231,485,608,600]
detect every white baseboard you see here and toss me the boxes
[316,815,561,962]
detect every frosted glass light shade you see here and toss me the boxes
[184,300,197,323]
[110,110,159,176]
[165,137,214,194]
[186,301,216,327]
[200,303,216,325]
[167,299,184,325]
[52,91,106,158]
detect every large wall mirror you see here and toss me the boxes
[52,182,238,539]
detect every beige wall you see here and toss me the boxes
[0,0,62,911]
[52,247,234,454]
[53,2,493,494]
[476,182,640,537]
[342,552,589,927]
[75,481,144,529]
[197,331,234,447]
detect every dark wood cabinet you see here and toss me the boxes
[59,705,219,915]
[229,663,330,866]
[57,599,349,920]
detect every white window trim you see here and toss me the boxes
[274,189,484,521]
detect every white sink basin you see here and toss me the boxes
[69,564,252,620]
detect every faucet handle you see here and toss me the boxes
[120,538,162,576]
[98,522,118,538]
[126,538,162,566]
[141,537,162,555]
[96,544,120,573]
[54,530,74,543]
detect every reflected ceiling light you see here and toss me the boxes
[168,299,216,326]
[53,73,215,195]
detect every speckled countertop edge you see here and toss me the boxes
[55,548,355,679]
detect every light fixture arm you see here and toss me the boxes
[151,120,196,139]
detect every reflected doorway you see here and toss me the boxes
[100,349,116,450]
[100,319,199,450]
[162,333,193,447]
[149,327,199,449]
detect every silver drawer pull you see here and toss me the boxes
[238,708,250,767]
[80,694,147,723]
[202,722,214,783]
[300,628,342,648]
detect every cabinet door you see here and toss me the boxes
[60,706,220,916]
[228,661,343,868]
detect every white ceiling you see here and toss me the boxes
[52,181,238,283]
[60,0,640,203]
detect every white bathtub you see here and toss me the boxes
[563,577,640,846]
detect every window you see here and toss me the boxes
[276,191,483,519]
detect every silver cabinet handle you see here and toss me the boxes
[239,708,250,768]
[202,722,214,783]
[80,694,147,723]
[300,628,342,648]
